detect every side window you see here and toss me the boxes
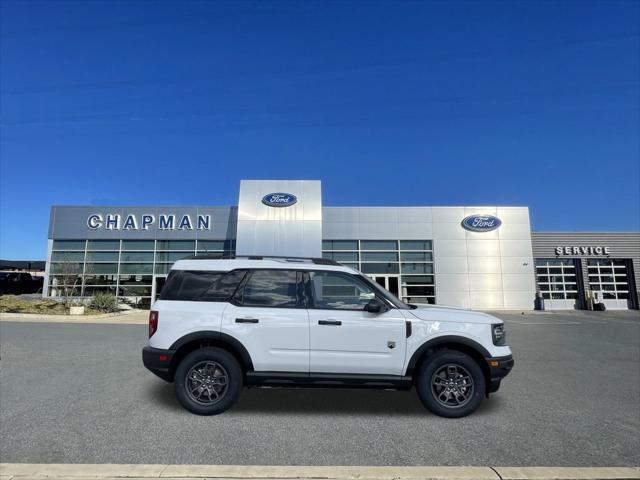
[239,270,300,308]
[309,271,376,310]
[160,270,245,301]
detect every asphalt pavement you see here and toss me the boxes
[0,310,638,466]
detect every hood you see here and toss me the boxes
[408,304,501,325]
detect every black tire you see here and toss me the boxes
[174,347,243,415]
[415,350,486,418]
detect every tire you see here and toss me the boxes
[415,350,486,418]
[174,347,243,415]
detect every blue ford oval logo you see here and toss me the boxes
[261,192,298,207]
[461,214,502,232]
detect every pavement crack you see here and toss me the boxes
[490,466,503,480]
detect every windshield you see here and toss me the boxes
[357,273,412,310]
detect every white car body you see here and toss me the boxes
[143,256,514,417]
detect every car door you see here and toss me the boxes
[306,271,407,375]
[221,269,309,373]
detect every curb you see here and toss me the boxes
[1,464,639,480]
[0,310,148,324]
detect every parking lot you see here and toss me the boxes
[0,310,638,467]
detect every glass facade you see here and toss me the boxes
[48,239,235,308]
[322,239,436,304]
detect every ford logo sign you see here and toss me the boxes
[261,192,298,207]
[461,214,502,232]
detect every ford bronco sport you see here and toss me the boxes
[143,256,513,418]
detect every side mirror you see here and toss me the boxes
[364,298,387,313]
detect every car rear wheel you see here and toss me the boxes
[174,347,242,415]
[416,350,486,418]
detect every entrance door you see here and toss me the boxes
[369,275,401,298]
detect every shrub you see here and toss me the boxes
[89,293,119,313]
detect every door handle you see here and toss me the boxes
[318,320,342,326]
[235,318,259,324]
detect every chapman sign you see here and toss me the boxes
[87,213,211,231]
[555,246,611,256]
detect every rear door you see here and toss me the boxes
[221,269,309,373]
[306,271,407,375]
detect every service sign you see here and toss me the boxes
[461,214,502,232]
[261,192,298,207]
[555,246,611,256]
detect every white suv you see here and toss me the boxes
[143,256,513,418]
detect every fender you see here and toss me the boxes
[405,335,491,376]
[169,331,254,371]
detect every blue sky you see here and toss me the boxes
[1,0,638,260]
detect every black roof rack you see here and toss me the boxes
[181,254,341,266]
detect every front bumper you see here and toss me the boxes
[485,354,514,394]
[142,346,175,382]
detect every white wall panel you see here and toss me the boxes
[496,207,531,224]
[503,291,535,309]
[469,273,503,291]
[500,257,535,274]
[467,257,502,274]
[433,239,467,257]
[467,239,501,257]
[470,291,504,309]
[437,291,471,308]
[398,222,433,238]
[432,207,465,223]
[500,239,535,257]
[498,222,533,240]
[434,273,470,292]
[358,222,399,238]
[397,207,433,223]
[501,274,536,292]
[435,256,469,274]
[432,223,467,240]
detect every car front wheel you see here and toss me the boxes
[174,347,242,415]
[416,350,486,418]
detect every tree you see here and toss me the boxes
[50,254,83,308]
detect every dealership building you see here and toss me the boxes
[44,180,640,311]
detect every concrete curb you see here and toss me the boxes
[0,310,148,324]
[1,464,638,480]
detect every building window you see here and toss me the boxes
[48,238,235,305]
[322,239,435,304]
[535,258,579,300]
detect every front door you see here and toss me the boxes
[307,271,407,375]
[221,269,310,373]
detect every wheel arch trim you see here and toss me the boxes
[405,335,491,376]
[169,331,254,372]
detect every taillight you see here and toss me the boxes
[149,310,159,338]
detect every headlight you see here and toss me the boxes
[492,323,506,346]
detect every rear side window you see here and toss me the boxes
[160,270,246,302]
[239,270,301,308]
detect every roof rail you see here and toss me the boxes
[180,254,341,266]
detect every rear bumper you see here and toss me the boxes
[142,346,175,382]
[485,354,514,394]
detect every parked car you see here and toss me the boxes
[142,256,513,418]
[0,272,41,295]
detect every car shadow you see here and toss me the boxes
[144,381,504,417]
